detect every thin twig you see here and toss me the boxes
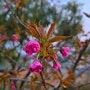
[59,69,63,77]
[4,0,30,31]
[9,77,55,88]
[19,70,30,89]
[75,82,90,88]
[40,72,48,90]
[5,55,17,69]
[5,55,16,64]
[9,78,30,82]
[72,45,88,72]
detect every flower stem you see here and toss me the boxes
[40,72,48,90]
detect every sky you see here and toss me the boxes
[79,0,90,33]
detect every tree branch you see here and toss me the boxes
[19,70,30,89]
[9,77,56,89]
[4,55,17,69]
[75,82,90,89]
[9,77,30,82]
[72,45,88,72]
[4,0,29,30]
[40,72,48,90]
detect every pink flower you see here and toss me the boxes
[0,35,6,41]
[24,41,40,55]
[29,60,42,73]
[10,34,19,41]
[50,54,58,60]
[53,62,61,70]
[60,47,70,57]
[4,5,9,10]
[10,82,16,90]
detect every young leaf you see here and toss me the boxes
[49,36,68,43]
[31,22,45,37]
[37,25,45,37]
[26,23,40,39]
[47,22,56,37]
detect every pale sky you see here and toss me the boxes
[79,0,90,33]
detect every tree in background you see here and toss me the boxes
[0,0,83,34]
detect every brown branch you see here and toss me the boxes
[59,69,63,77]
[72,45,88,72]
[40,72,48,90]
[9,77,30,82]
[75,82,90,89]
[19,70,30,89]
[10,77,55,88]
[5,55,17,64]
[4,0,30,31]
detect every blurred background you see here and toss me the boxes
[0,0,90,90]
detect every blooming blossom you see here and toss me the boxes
[60,47,70,57]
[10,34,19,41]
[10,82,16,90]
[24,41,40,55]
[29,60,42,73]
[53,62,61,70]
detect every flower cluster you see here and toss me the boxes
[24,40,70,73]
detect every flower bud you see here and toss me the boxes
[10,82,16,90]
[60,47,70,57]
[53,62,61,70]
[29,60,42,73]
[10,34,19,41]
